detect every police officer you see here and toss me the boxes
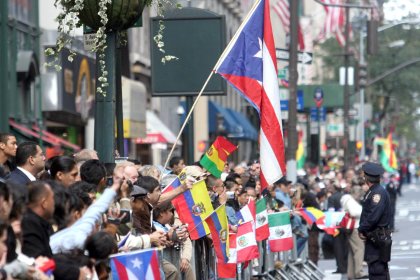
[358,162,392,280]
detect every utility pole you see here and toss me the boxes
[343,6,350,167]
[287,0,299,182]
[359,27,366,160]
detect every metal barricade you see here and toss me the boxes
[189,232,325,280]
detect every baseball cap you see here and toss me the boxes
[130,185,148,198]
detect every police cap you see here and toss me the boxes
[130,185,148,198]
[274,176,292,186]
[362,162,385,177]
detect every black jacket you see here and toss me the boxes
[21,208,54,258]
[6,168,31,186]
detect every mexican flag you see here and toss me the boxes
[255,197,269,241]
[200,136,237,178]
[268,211,294,252]
[236,221,259,263]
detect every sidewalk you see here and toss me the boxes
[317,259,347,280]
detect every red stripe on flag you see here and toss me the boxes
[269,236,294,251]
[150,250,161,279]
[220,74,286,177]
[264,0,278,67]
[113,259,129,280]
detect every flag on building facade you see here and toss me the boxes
[110,248,162,280]
[236,198,256,224]
[272,0,305,50]
[200,136,237,178]
[255,197,270,241]
[214,0,286,191]
[217,233,237,278]
[268,211,294,252]
[236,221,260,262]
[162,178,213,240]
[318,0,352,47]
[204,205,230,263]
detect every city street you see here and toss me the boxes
[320,182,420,280]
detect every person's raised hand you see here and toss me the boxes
[180,258,190,273]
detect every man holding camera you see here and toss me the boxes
[358,162,392,280]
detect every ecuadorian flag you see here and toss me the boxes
[204,204,229,263]
[162,178,213,240]
[200,136,237,178]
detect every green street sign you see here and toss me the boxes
[278,68,288,79]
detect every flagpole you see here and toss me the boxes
[164,71,215,170]
[164,0,262,170]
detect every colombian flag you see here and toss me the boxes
[297,207,325,226]
[200,136,237,178]
[162,178,213,240]
[204,205,230,263]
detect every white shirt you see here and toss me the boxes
[17,167,36,181]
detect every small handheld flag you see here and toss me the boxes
[200,136,237,178]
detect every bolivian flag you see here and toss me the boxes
[200,136,237,178]
[296,130,305,170]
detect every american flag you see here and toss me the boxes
[272,0,306,50]
[318,0,351,47]
[214,0,286,190]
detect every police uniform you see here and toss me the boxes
[359,162,392,280]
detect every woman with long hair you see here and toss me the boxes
[50,156,78,188]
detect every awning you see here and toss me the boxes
[135,111,181,145]
[208,101,244,138]
[9,119,81,151]
[32,125,81,151]
[226,109,258,141]
[16,51,39,81]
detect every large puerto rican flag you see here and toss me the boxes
[214,0,286,190]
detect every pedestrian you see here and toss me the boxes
[6,142,45,186]
[328,181,348,274]
[385,174,398,231]
[358,162,392,280]
[0,133,17,177]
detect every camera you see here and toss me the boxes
[106,177,113,186]
[119,209,131,224]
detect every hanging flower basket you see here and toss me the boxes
[46,0,178,95]
[65,0,150,31]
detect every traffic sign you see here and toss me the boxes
[313,87,324,108]
[279,89,304,111]
[275,48,313,64]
